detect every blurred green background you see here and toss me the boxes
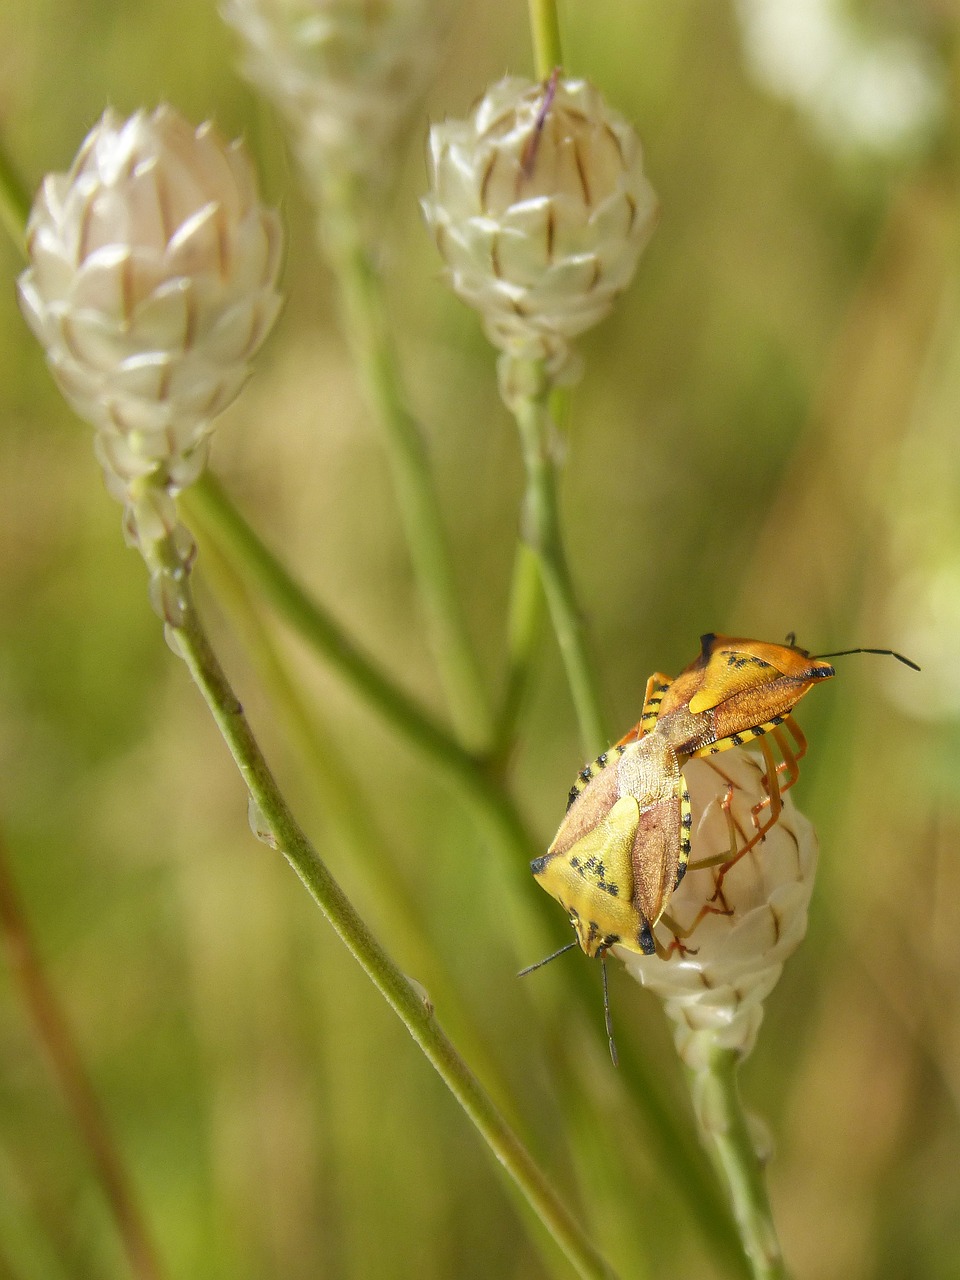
[2,1,960,1277]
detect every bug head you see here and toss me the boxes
[689,634,835,708]
[529,853,621,958]
[521,864,627,1067]
[653,633,837,731]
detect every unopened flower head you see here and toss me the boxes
[617,750,818,1069]
[222,0,440,192]
[423,76,658,382]
[18,105,283,500]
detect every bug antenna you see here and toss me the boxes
[813,646,920,672]
[517,939,579,977]
[601,954,619,1067]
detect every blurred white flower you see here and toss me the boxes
[222,0,440,193]
[18,105,283,500]
[882,556,960,720]
[735,0,945,155]
[617,749,818,1068]
[423,76,658,382]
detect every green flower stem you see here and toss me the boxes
[184,476,495,801]
[0,829,166,1280]
[688,1049,789,1280]
[528,0,564,79]
[492,383,569,762]
[492,539,545,768]
[510,362,607,759]
[192,526,520,1120]
[317,173,495,755]
[0,134,29,256]
[141,525,616,1280]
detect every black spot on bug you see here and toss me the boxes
[530,855,548,875]
[638,921,655,955]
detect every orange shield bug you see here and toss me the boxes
[529,634,918,968]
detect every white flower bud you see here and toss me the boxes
[222,0,440,191]
[616,750,818,1068]
[422,77,658,379]
[18,106,283,497]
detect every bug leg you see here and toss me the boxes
[750,734,784,835]
[709,738,783,900]
[775,716,807,794]
[684,738,790,905]
[687,782,738,872]
[674,777,692,889]
[616,673,674,747]
[650,914,697,959]
[657,900,735,959]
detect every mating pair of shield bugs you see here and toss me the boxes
[525,633,918,973]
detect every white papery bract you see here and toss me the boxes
[617,750,818,1069]
[423,77,658,381]
[18,106,283,499]
[222,0,439,193]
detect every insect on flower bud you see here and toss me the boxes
[422,76,658,381]
[616,750,818,1069]
[18,105,283,499]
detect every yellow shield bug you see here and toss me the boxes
[528,634,918,967]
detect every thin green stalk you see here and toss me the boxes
[142,524,616,1280]
[184,477,491,797]
[193,525,520,1120]
[318,174,494,754]
[0,136,29,256]
[688,1050,788,1280]
[0,830,166,1280]
[493,385,570,763]
[183,474,541,885]
[492,539,545,767]
[528,0,564,79]
[510,363,607,759]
